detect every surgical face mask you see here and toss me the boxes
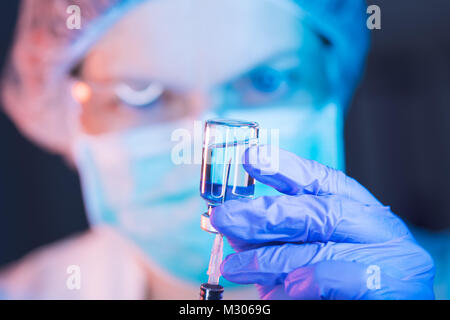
[72,119,218,284]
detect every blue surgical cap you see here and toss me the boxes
[3,0,369,154]
[74,0,370,107]
[293,0,370,107]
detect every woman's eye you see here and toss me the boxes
[250,67,286,94]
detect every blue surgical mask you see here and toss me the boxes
[72,102,344,284]
[72,119,216,284]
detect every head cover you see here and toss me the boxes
[1,0,369,155]
[1,0,147,156]
[292,0,370,107]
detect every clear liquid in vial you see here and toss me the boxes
[200,141,255,206]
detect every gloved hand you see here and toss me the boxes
[210,145,435,300]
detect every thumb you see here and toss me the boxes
[284,261,434,300]
[284,261,378,300]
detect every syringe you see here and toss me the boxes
[199,233,225,300]
[200,159,230,300]
[199,119,259,300]
[207,233,224,285]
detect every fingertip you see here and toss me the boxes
[209,205,222,230]
[220,254,234,278]
[284,265,314,298]
[243,144,261,165]
[221,247,293,286]
[209,201,233,233]
[243,145,276,175]
[220,253,250,284]
[208,214,225,239]
[243,146,306,195]
[242,145,259,177]
[210,197,255,231]
[243,144,258,164]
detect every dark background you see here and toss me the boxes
[1,0,449,267]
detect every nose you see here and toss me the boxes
[178,89,214,119]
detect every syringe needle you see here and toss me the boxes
[207,233,224,285]
[206,158,230,285]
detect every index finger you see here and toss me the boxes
[244,145,381,205]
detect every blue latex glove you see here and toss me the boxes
[210,146,435,300]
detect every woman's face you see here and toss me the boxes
[74,0,329,135]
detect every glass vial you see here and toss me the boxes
[200,119,259,233]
